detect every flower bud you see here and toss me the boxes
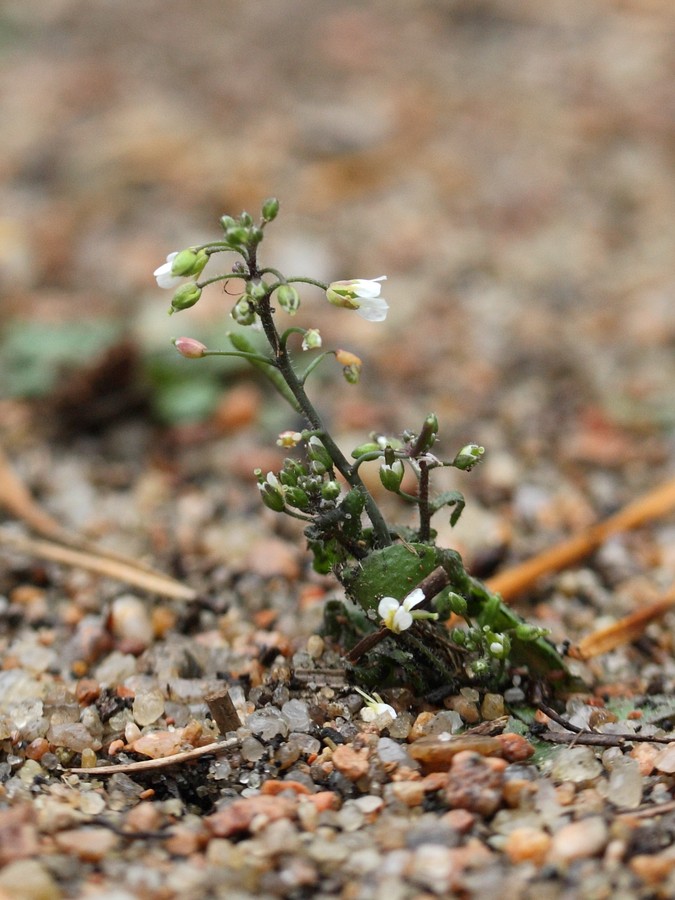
[257,472,285,512]
[321,480,341,501]
[487,632,510,660]
[169,283,202,315]
[513,623,548,642]
[262,197,280,221]
[170,249,208,278]
[246,280,268,301]
[413,413,439,454]
[335,349,362,368]
[302,328,322,351]
[452,443,485,471]
[351,442,380,459]
[451,628,467,647]
[379,459,404,492]
[307,436,333,471]
[231,298,256,326]
[173,337,207,359]
[239,211,253,227]
[226,226,250,246]
[276,284,300,315]
[446,592,468,617]
[284,487,310,510]
[220,215,236,231]
[343,364,360,384]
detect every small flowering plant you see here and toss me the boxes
[158,199,570,693]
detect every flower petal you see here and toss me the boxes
[402,588,425,611]
[378,597,400,619]
[392,608,413,632]
[355,296,389,322]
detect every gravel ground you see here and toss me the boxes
[1,1,675,897]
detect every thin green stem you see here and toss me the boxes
[203,349,276,366]
[299,352,332,385]
[254,298,390,548]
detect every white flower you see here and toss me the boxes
[354,687,396,722]
[154,252,184,289]
[276,430,303,448]
[326,276,389,322]
[378,587,426,633]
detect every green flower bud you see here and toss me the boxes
[302,329,322,351]
[451,628,467,647]
[276,284,300,315]
[262,197,280,221]
[257,472,285,512]
[169,283,202,315]
[284,487,310,510]
[249,226,264,245]
[307,437,333,471]
[453,443,485,471]
[170,249,208,278]
[239,211,253,227]
[471,658,491,676]
[351,442,381,459]
[246,280,268,301]
[226,226,250,246]
[343,364,360,384]
[446,592,468,617]
[231,298,256,326]
[486,631,511,660]
[513,623,548,642]
[220,215,236,231]
[413,413,439,454]
[321,480,341,501]
[379,459,404,492]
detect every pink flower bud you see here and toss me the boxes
[174,337,207,358]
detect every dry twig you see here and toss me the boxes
[69,737,238,776]
[0,528,197,602]
[487,477,675,602]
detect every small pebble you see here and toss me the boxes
[504,826,552,865]
[653,742,675,774]
[332,744,370,781]
[550,746,602,783]
[481,693,505,720]
[306,635,325,659]
[549,816,608,862]
[133,688,165,727]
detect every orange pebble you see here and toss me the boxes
[261,780,311,796]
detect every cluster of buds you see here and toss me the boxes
[256,440,342,516]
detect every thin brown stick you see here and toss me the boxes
[569,583,675,660]
[69,737,238,776]
[537,729,675,747]
[617,799,675,820]
[487,477,675,602]
[0,528,197,601]
[0,446,64,538]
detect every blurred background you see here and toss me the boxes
[1,0,674,562]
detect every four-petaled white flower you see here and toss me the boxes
[154,252,184,289]
[354,687,396,722]
[378,588,425,634]
[326,276,389,322]
[276,430,303,448]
